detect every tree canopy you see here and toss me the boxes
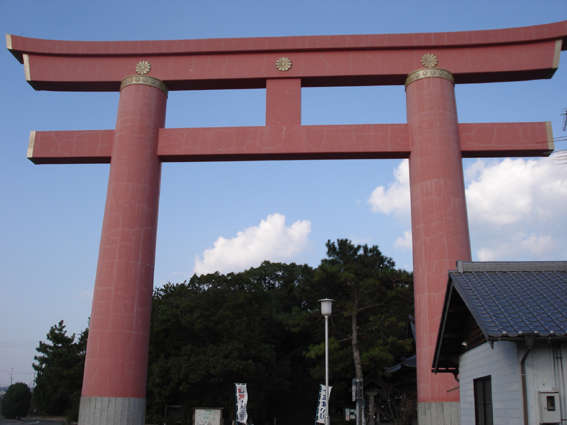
[30,240,414,424]
[146,240,414,424]
[146,261,318,424]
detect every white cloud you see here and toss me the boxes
[465,158,567,261]
[466,158,541,226]
[368,157,567,262]
[476,233,555,262]
[76,290,93,301]
[349,236,372,246]
[367,159,410,217]
[394,230,412,251]
[194,213,311,275]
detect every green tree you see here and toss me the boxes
[33,320,88,418]
[1,382,32,419]
[144,245,413,424]
[304,240,414,406]
[146,262,317,425]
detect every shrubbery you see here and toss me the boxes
[1,382,31,419]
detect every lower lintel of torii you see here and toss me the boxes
[26,121,553,165]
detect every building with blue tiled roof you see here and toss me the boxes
[433,261,567,425]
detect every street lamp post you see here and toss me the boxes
[319,299,334,425]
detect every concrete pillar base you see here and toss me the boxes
[417,402,460,425]
[78,396,145,425]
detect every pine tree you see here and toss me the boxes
[304,240,414,404]
[33,320,87,417]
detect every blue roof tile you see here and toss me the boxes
[434,261,567,373]
[449,263,567,338]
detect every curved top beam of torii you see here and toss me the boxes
[6,20,567,92]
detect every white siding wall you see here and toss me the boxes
[459,341,522,425]
[521,342,567,425]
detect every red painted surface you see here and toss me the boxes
[8,20,567,59]
[158,124,409,161]
[406,76,472,402]
[8,21,566,92]
[266,79,301,125]
[81,82,166,398]
[459,122,553,157]
[28,122,551,164]
[17,40,561,92]
[28,130,114,164]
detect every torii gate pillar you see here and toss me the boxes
[406,69,470,415]
[79,77,167,423]
[8,20,566,425]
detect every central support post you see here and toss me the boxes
[406,68,471,423]
[79,76,167,425]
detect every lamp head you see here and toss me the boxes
[318,298,334,317]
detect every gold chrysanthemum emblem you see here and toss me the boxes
[135,61,151,75]
[421,53,438,68]
[275,57,292,72]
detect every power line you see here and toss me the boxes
[0,369,34,375]
[0,341,38,348]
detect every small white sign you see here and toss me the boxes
[193,408,222,425]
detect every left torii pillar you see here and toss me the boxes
[79,76,167,425]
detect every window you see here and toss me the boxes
[474,376,493,425]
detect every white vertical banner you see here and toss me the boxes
[235,383,248,424]
[316,384,332,424]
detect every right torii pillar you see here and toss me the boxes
[406,66,469,420]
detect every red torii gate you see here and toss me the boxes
[7,20,566,425]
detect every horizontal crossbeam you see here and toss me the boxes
[28,130,114,164]
[7,20,567,91]
[27,122,553,164]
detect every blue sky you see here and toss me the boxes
[1,0,567,387]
